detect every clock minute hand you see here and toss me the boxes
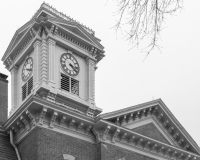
[69,63,77,72]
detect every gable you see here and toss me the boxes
[58,23,95,44]
[9,27,30,53]
[100,99,200,154]
[122,116,176,146]
[132,123,170,145]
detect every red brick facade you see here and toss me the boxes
[18,127,98,160]
[17,127,157,160]
[132,123,170,144]
[0,73,8,124]
[97,143,155,160]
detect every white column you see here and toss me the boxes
[10,66,18,111]
[33,40,41,94]
[40,31,48,84]
[47,38,56,93]
[86,57,96,107]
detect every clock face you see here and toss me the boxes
[60,53,80,76]
[22,57,33,82]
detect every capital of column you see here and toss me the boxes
[47,38,56,45]
[86,57,95,66]
[33,40,41,48]
[10,65,18,73]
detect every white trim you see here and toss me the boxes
[123,116,177,146]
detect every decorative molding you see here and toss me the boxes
[16,121,23,129]
[20,116,29,131]
[128,113,133,123]
[50,111,58,128]
[144,141,151,150]
[77,122,84,131]
[26,110,36,127]
[40,3,95,35]
[112,129,120,143]
[50,24,55,34]
[137,139,143,147]
[39,107,47,125]
[40,29,48,84]
[86,125,92,135]
[102,125,111,140]
[135,111,140,120]
[13,34,34,61]
[141,109,146,118]
[129,136,136,144]
[92,128,100,143]
[121,133,127,142]
[57,31,90,52]
[60,116,66,126]
[69,119,75,129]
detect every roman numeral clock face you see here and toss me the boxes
[21,57,33,82]
[60,53,80,76]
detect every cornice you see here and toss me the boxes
[93,119,200,160]
[51,19,104,50]
[55,22,102,51]
[98,99,200,154]
[2,20,35,61]
[158,100,200,154]
[32,3,95,35]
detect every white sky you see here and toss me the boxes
[0,0,200,146]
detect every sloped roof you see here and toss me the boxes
[98,99,200,154]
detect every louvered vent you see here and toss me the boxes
[60,73,79,96]
[27,77,33,95]
[61,73,70,92]
[22,76,33,101]
[22,84,27,101]
[71,78,79,96]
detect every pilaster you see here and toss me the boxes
[33,40,41,94]
[10,65,18,114]
[86,57,96,107]
[40,32,48,84]
[47,38,56,93]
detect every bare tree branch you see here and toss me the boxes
[114,0,183,54]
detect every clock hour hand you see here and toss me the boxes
[69,63,78,72]
[25,68,32,72]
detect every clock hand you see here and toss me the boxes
[26,68,32,71]
[69,63,78,72]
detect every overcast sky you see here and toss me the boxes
[0,0,200,146]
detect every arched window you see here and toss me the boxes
[63,154,75,160]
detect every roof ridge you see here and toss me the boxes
[31,2,95,35]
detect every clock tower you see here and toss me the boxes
[2,3,104,117]
[1,3,105,159]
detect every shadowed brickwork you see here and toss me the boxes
[132,123,170,144]
[0,131,17,160]
[0,73,8,124]
[98,142,156,160]
[18,127,97,160]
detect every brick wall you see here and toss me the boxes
[18,127,97,160]
[98,142,156,160]
[132,123,170,144]
[0,73,8,124]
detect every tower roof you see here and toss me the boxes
[32,2,95,35]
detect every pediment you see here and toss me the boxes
[2,24,33,62]
[31,3,104,50]
[55,22,99,48]
[100,99,200,154]
[122,116,176,146]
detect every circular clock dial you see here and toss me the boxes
[60,53,80,76]
[22,57,33,82]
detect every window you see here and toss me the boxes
[22,77,33,101]
[61,73,79,96]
